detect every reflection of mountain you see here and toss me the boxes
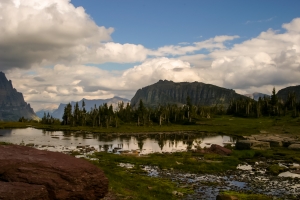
[49,96,130,120]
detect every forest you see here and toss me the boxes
[40,88,300,127]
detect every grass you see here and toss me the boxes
[0,141,10,145]
[89,159,193,200]
[88,151,241,199]
[86,146,300,199]
[93,151,240,174]
[2,115,300,199]
[1,115,300,137]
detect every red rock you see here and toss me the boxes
[0,145,108,200]
[0,182,49,200]
[209,144,232,155]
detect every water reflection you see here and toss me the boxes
[0,128,237,154]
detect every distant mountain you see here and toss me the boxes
[277,85,300,102]
[36,109,55,119]
[244,92,270,101]
[131,80,249,107]
[50,96,130,120]
[0,72,39,121]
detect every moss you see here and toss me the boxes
[90,159,192,200]
[0,141,11,145]
[267,164,288,175]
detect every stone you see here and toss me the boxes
[216,194,239,200]
[209,144,232,155]
[235,140,270,150]
[288,144,300,150]
[0,145,108,200]
[255,136,283,147]
[245,134,300,147]
[0,182,49,200]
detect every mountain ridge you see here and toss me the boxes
[131,80,249,107]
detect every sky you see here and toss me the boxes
[1,0,300,111]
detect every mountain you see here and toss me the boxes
[0,72,39,121]
[36,109,55,119]
[277,85,300,102]
[51,96,130,120]
[244,92,270,101]
[131,80,249,107]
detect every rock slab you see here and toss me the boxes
[0,145,108,200]
[288,144,300,150]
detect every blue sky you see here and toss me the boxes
[71,0,300,49]
[1,0,300,111]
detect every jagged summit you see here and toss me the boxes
[131,80,249,107]
[48,96,130,120]
[0,72,38,121]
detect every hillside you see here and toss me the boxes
[131,80,249,107]
[0,72,38,121]
[277,85,300,102]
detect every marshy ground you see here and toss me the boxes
[1,115,300,199]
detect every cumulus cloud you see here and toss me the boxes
[6,57,205,111]
[2,0,300,112]
[0,0,150,70]
[150,35,239,56]
[208,18,300,92]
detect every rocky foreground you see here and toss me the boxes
[0,145,108,200]
[236,134,300,150]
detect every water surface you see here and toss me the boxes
[0,128,236,154]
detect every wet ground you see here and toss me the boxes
[118,161,300,199]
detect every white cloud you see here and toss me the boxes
[245,17,275,24]
[150,35,239,56]
[6,58,205,111]
[2,0,300,112]
[207,18,300,92]
[0,0,149,70]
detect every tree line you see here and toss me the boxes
[227,88,300,117]
[40,88,300,126]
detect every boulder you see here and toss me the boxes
[0,145,108,200]
[0,182,49,200]
[247,134,300,147]
[209,144,232,155]
[288,144,300,150]
[235,140,270,150]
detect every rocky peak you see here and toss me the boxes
[0,72,38,121]
[131,80,249,107]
